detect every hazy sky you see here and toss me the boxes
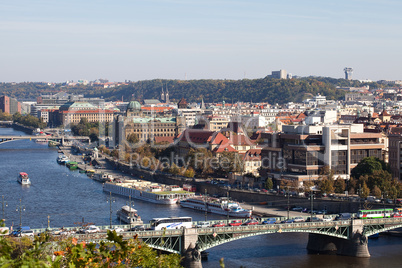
[1,0,401,82]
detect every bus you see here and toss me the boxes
[149,217,193,230]
[357,209,394,219]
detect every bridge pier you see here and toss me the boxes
[307,219,370,257]
[182,228,202,268]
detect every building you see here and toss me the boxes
[58,101,115,126]
[270,70,287,79]
[388,127,402,180]
[260,124,385,184]
[0,95,21,115]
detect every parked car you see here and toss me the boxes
[292,207,303,212]
[130,225,145,231]
[196,221,211,228]
[212,222,226,227]
[84,225,100,234]
[293,217,305,222]
[228,220,242,226]
[335,213,352,221]
[243,219,259,226]
[281,219,294,224]
[306,217,323,222]
[106,226,124,233]
[262,218,277,224]
[322,216,334,222]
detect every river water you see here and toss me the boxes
[1,127,402,268]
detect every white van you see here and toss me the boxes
[196,221,211,228]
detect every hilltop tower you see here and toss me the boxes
[344,67,353,80]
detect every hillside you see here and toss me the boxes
[0,76,378,104]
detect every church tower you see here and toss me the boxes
[161,85,165,101]
[165,85,170,104]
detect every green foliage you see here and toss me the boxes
[12,112,47,129]
[351,157,390,180]
[0,111,13,121]
[334,178,346,194]
[71,119,108,142]
[0,230,182,267]
[265,178,273,190]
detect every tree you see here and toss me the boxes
[372,185,382,198]
[319,178,334,194]
[351,157,389,180]
[334,178,346,194]
[0,230,182,267]
[127,133,139,144]
[361,182,370,198]
[265,178,273,190]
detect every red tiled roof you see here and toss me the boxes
[154,136,174,144]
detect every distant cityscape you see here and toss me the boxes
[2,70,402,191]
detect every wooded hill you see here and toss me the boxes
[0,77,384,105]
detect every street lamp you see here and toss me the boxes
[106,192,115,228]
[285,187,290,220]
[16,199,25,228]
[1,195,7,222]
[126,196,135,230]
[309,191,315,220]
[204,189,208,222]
[226,192,230,225]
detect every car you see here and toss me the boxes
[262,218,277,224]
[196,221,211,228]
[212,222,226,227]
[130,225,145,231]
[243,219,259,226]
[228,220,242,226]
[261,189,268,193]
[19,229,35,237]
[106,226,124,233]
[83,225,100,234]
[306,217,323,222]
[335,213,352,221]
[322,216,334,222]
[292,207,303,212]
[281,219,294,224]
[293,217,304,222]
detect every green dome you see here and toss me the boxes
[127,101,141,111]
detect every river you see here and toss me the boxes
[1,127,402,268]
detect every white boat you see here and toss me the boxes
[93,173,113,183]
[103,180,195,205]
[18,172,31,185]
[57,155,69,165]
[180,196,252,218]
[116,205,143,225]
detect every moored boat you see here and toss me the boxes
[180,196,252,218]
[18,172,31,185]
[66,161,78,170]
[116,205,143,225]
[57,155,69,165]
[103,180,195,205]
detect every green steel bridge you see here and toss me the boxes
[31,216,402,267]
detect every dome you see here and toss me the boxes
[127,101,141,111]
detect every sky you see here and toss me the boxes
[1,0,401,83]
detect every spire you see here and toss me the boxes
[201,98,205,109]
[161,84,165,101]
[165,83,169,104]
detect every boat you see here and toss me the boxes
[18,172,31,185]
[180,196,252,218]
[103,180,195,205]
[116,205,143,225]
[93,173,114,183]
[57,155,69,165]
[66,161,78,170]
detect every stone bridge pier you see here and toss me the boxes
[307,219,370,257]
[182,228,202,268]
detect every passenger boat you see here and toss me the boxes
[18,172,31,185]
[180,196,252,218]
[57,155,69,165]
[116,205,143,225]
[103,180,195,205]
[93,173,113,183]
